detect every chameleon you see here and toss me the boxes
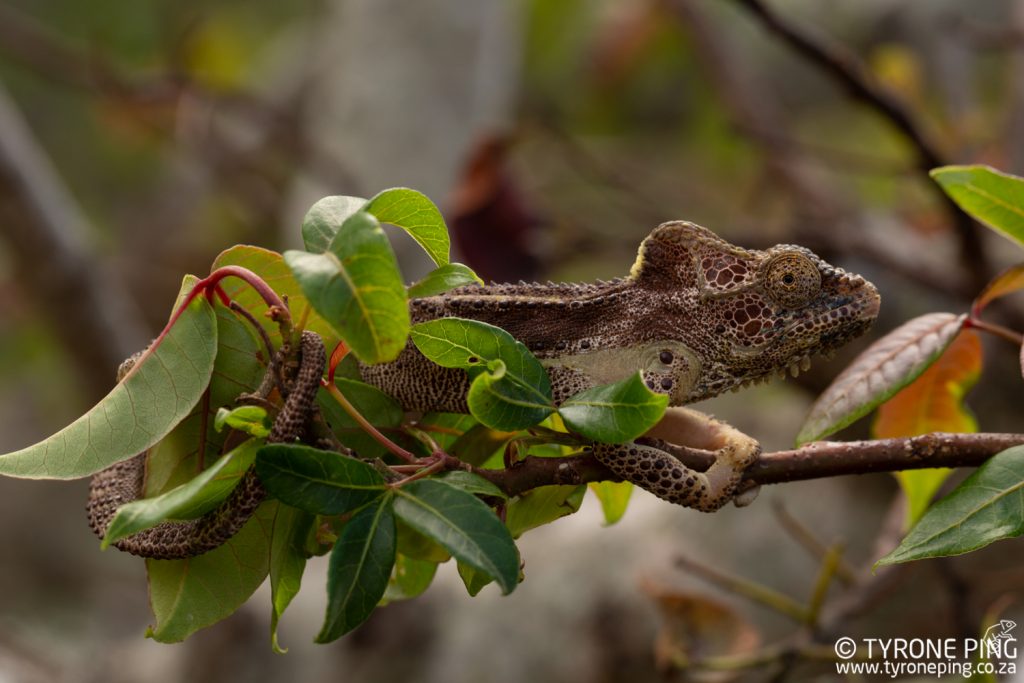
[361,221,880,511]
[87,220,878,557]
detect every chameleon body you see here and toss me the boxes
[89,221,879,557]
[361,221,880,510]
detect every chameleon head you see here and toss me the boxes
[631,221,880,402]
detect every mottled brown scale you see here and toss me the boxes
[362,221,880,511]
[86,331,325,559]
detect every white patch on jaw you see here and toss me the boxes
[540,341,702,404]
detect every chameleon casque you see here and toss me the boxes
[88,221,879,557]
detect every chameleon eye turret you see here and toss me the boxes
[764,252,822,308]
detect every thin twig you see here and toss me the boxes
[229,301,276,362]
[805,544,844,626]
[323,381,419,464]
[967,317,1024,346]
[675,553,808,622]
[772,501,858,585]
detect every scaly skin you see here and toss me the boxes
[361,221,880,511]
[86,331,325,559]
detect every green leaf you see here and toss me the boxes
[0,275,217,479]
[144,285,266,496]
[212,245,342,353]
[467,359,551,431]
[393,479,519,594]
[316,496,397,642]
[797,313,965,445]
[877,446,1024,566]
[894,469,953,530]
[408,263,483,298]
[457,561,493,597]
[383,554,438,603]
[284,211,409,364]
[366,188,450,266]
[507,485,586,538]
[214,406,271,438]
[146,502,276,642]
[102,440,261,548]
[301,195,367,253]
[256,444,387,515]
[559,373,668,443]
[448,423,517,466]
[417,412,480,452]
[269,504,315,653]
[301,189,450,266]
[436,471,508,499]
[411,318,553,430]
[317,379,404,458]
[396,518,451,563]
[931,165,1024,247]
[589,481,633,525]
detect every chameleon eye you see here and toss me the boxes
[659,350,674,365]
[765,253,821,308]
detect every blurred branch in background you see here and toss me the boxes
[664,0,848,228]
[660,0,983,331]
[0,84,147,399]
[1006,1,1024,174]
[0,3,363,393]
[729,0,991,291]
[0,3,359,264]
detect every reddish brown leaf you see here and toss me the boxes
[973,264,1024,317]
[873,329,982,438]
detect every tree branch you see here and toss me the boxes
[470,432,1024,499]
[731,0,990,291]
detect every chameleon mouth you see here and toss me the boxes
[729,353,813,392]
[722,279,880,395]
[808,278,881,353]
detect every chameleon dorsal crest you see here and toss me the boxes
[629,221,759,296]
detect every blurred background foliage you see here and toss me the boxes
[1,0,1023,681]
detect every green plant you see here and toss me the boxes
[0,188,667,647]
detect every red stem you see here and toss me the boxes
[211,283,232,306]
[965,316,1024,346]
[388,455,447,487]
[327,340,350,385]
[128,266,291,379]
[323,380,419,464]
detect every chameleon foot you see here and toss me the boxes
[591,407,760,512]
